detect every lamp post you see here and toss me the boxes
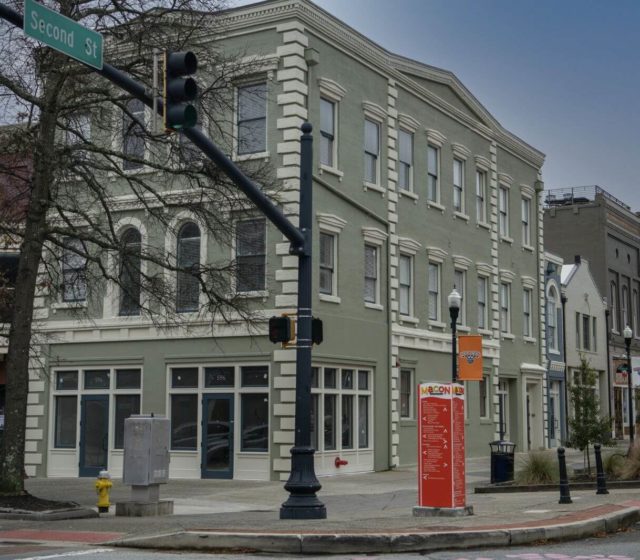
[448,288,462,384]
[623,325,634,447]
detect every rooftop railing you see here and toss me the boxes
[544,185,630,211]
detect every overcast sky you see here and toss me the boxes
[234,0,640,211]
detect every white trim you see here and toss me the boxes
[316,213,347,233]
[362,100,386,122]
[397,113,420,133]
[452,255,473,270]
[451,142,471,160]
[398,237,422,255]
[362,227,388,245]
[425,128,446,147]
[426,246,447,262]
[317,76,346,101]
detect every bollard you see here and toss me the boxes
[557,447,573,504]
[594,443,609,495]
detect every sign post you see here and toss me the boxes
[414,382,473,517]
[24,0,103,69]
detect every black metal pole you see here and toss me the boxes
[604,309,613,424]
[594,443,608,495]
[625,336,634,448]
[450,306,459,384]
[561,293,569,443]
[557,447,572,504]
[280,123,326,520]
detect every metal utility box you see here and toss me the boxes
[123,415,170,486]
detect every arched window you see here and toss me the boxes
[547,286,558,351]
[119,228,141,316]
[610,281,618,332]
[176,222,201,312]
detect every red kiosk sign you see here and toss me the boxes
[417,382,466,509]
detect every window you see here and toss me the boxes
[122,98,145,170]
[400,368,414,419]
[523,288,532,337]
[453,158,464,212]
[476,170,486,223]
[500,282,511,333]
[575,312,580,350]
[54,396,77,448]
[399,254,413,316]
[364,119,379,184]
[241,393,268,452]
[582,314,591,350]
[119,228,142,316]
[176,222,201,312]
[311,366,372,452]
[61,237,87,303]
[237,82,267,155]
[478,276,488,330]
[170,394,198,450]
[634,289,639,334]
[454,269,466,325]
[499,186,509,237]
[364,244,378,304]
[610,281,618,332]
[479,375,489,418]
[320,98,336,167]
[522,197,531,246]
[427,145,439,202]
[622,285,629,329]
[114,394,140,449]
[547,287,558,351]
[236,218,266,293]
[66,112,91,161]
[319,232,336,296]
[398,130,413,191]
[428,262,440,321]
[592,317,597,352]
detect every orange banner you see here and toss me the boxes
[458,335,483,381]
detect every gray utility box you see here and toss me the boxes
[123,415,170,486]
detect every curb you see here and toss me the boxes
[108,506,640,554]
[0,507,98,521]
[475,480,640,494]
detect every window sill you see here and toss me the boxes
[500,235,514,244]
[365,302,384,311]
[427,200,445,213]
[478,328,493,337]
[400,418,416,427]
[477,221,491,230]
[399,189,418,201]
[453,211,469,222]
[456,324,471,333]
[363,181,385,195]
[52,301,87,310]
[235,290,269,299]
[234,151,270,162]
[319,164,344,180]
[399,314,419,325]
[319,293,341,304]
[523,244,535,253]
[523,336,537,344]
[429,320,446,329]
[501,332,515,340]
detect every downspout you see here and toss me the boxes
[604,305,613,427]
[561,292,569,442]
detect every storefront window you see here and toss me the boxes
[54,395,77,448]
[241,393,268,451]
[170,394,198,450]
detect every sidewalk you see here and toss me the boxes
[0,452,638,554]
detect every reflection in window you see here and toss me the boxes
[237,83,267,155]
[62,238,87,303]
[122,98,145,170]
[54,396,77,448]
[114,394,140,449]
[176,222,201,312]
[236,218,266,293]
[241,394,268,451]
[170,394,197,450]
[119,228,142,316]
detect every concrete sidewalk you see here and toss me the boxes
[0,452,638,554]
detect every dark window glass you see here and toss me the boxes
[204,367,235,387]
[61,237,87,302]
[119,228,142,316]
[114,394,140,449]
[84,370,110,390]
[236,218,266,292]
[358,370,369,391]
[171,368,198,388]
[55,396,77,448]
[56,371,78,390]
[237,83,267,155]
[311,393,319,450]
[311,367,319,388]
[176,222,201,312]
[324,368,336,388]
[320,98,335,167]
[342,369,353,389]
[115,369,141,389]
[358,395,369,448]
[400,369,412,418]
[319,232,335,295]
[122,98,145,170]
[241,366,268,387]
[324,394,336,450]
[342,394,353,449]
[170,394,197,450]
[241,393,269,452]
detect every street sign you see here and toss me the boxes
[24,0,103,70]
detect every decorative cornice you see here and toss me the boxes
[316,212,347,232]
[426,246,448,262]
[362,226,388,244]
[520,183,535,197]
[397,113,420,133]
[499,269,516,282]
[476,262,493,275]
[451,143,471,160]
[362,100,386,122]
[475,155,491,171]
[317,76,346,101]
[521,275,536,289]
[520,362,546,375]
[426,128,447,147]
[498,172,514,186]
[452,255,473,270]
[398,236,422,254]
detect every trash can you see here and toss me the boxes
[489,440,515,484]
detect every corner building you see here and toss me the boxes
[27,0,547,480]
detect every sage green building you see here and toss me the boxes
[24,0,547,481]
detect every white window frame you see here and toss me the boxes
[362,101,386,192]
[233,216,267,296]
[454,268,467,326]
[521,196,532,248]
[362,227,387,311]
[61,237,88,305]
[399,254,414,318]
[500,281,511,335]
[453,158,465,214]
[622,284,630,330]
[499,185,510,239]
[363,118,380,187]
[610,280,619,333]
[479,374,490,419]
[428,261,441,323]
[475,169,487,224]
[400,368,414,419]
[398,128,414,193]
[523,287,532,338]
[234,80,268,160]
[317,213,346,304]
[427,144,440,204]
[319,97,336,168]
[547,285,559,351]
[477,275,488,331]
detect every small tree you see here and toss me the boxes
[568,357,612,474]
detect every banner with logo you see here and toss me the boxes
[458,335,483,381]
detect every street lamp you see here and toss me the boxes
[623,325,634,447]
[448,288,462,384]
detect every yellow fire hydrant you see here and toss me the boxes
[95,470,112,513]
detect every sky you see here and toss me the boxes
[234,0,640,211]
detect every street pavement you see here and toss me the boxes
[0,448,639,555]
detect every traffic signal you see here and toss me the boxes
[163,51,198,131]
[311,317,323,345]
[269,315,294,344]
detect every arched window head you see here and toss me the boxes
[176,222,201,313]
[119,227,142,316]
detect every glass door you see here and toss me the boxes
[79,395,109,477]
[201,394,233,479]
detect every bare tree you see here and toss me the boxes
[0,0,278,494]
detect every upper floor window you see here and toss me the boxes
[477,276,488,330]
[399,254,413,316]
[119,227,142,316]
[235,218,266,293]
[320,98,336,167]
[453,158,464,213]
[176,222,201,312]
[237,82,267,155]
[122,99,145,170]
[576,313,592,351]
[62,237,87,303]
[547,286,558,351]
[523,288,532,337]
[364,244,378,305]
[499,186,509,237]
[398,129,413,192]
[499,282,511,333]
[428,262,440,321]
[476,170,486,223]
[454,269,466,325]
[521,197,531,246]
[400,368,414,419]
[319,232,336,296]
[622,285,630,329]
[364,119,380,184]
[633,288,639,335]
[427,145,439,203]
[610,281,618,332]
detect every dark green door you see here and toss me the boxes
[79,395,109,477]
[201,394,233,479]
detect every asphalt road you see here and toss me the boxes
[1,522,639,560]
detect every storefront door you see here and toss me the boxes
[79,395,109,477]
[201,394,233,479]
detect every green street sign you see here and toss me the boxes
[24,0,103,70]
